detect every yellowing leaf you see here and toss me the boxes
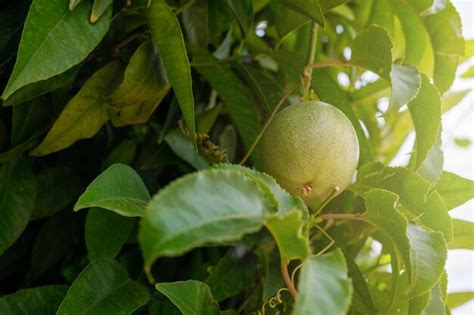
[31,62,122,156]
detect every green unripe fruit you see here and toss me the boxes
[260,101,359,209]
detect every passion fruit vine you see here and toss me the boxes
[260,101,359,209]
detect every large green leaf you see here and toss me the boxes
[57,259,150,314]
[389,64,421,110]
[139,168,270,270]
[2,0,111,99]
[434,171,474,210]
[363,189,411,276]
[205,247,260,301]
[31,62,123,156]
[351,25,392,80]
[193,53,261,159]
[155,280,220,315]
[85,208,135,261]
[293,249,352,315]
[265,208,309,261]
[408,74,441,171]
[312,69,373,165]
[0,285,68,314]
[74,164,150,217]
[318,0,348,12]
[406,224,447,298]
[448,219,474,250]
[423,2,464,93]
[146,0,195,143]
[0,157,36,255]
[109,39,171,126]
[354,163,453,241]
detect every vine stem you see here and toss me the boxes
[302,22,319,97]
[280,260,298,301]
[304,60,350,74]
[239,85,297,165]
[319,213,365,221]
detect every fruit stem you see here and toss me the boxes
[302,22,318,97]
[319,213,364,221]
[280,260,298,301]
[239,85,297,165]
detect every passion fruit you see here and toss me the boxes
[259,101,359,209]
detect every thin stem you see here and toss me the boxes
[319,213,365,221]
[239,85,297,165]
[304,60,350,74]
[302,22,319,97]
[280,260,298,301]
[311,186,340,218]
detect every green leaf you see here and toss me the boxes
[448,219,474,250]
[281,0,325,27]
[434,172,474,210]
[3,65,80,106]
[69,0,82,10]
[389,64,421,110]
[109,40,171,126]
[193,52,261,159]
[0,285,68,314]
[10,97,51,146]
[264,208,309,261]
[447,292,474,310]
[139,168,270,269]
[196,103,223,134]
[423,3,464,93]
[351,25,392,80]
[293,249,352,315]
[57,259,150,314]
[155,280,220,315]
[205,247,260,301]
[31,62,123,156]
[164,129,210,170]
[417,129,444,183]
[355,164,453,241]
[422,276,447,315]
[182,1,209,48]
[363,189,411,276]
[74,164,150,217]
[408,74,442,170]
[2,0,111,99]
[406,224,447,298]
[85,208,135,261]
[461,65,474,78]
[225,0,253,36]
[103,139,137,169]
[312,69,373,165]
[31,166,81,220]
[91,0,113,23]
[0,157,36,255]
[146,0,195,144]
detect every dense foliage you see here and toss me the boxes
[0,0,473,314]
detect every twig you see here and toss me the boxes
[303,60,350,74]
[280,260,298,300]
[302,22,319,97]
[319,213,365,221]
[239,85,297,165]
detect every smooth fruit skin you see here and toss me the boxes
[260,101,359,209]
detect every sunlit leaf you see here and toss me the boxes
[91,0,113,23]
[447,292,474,310]
[448,219,474,250]
[293,249,352,315]
[434,171,474,210]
